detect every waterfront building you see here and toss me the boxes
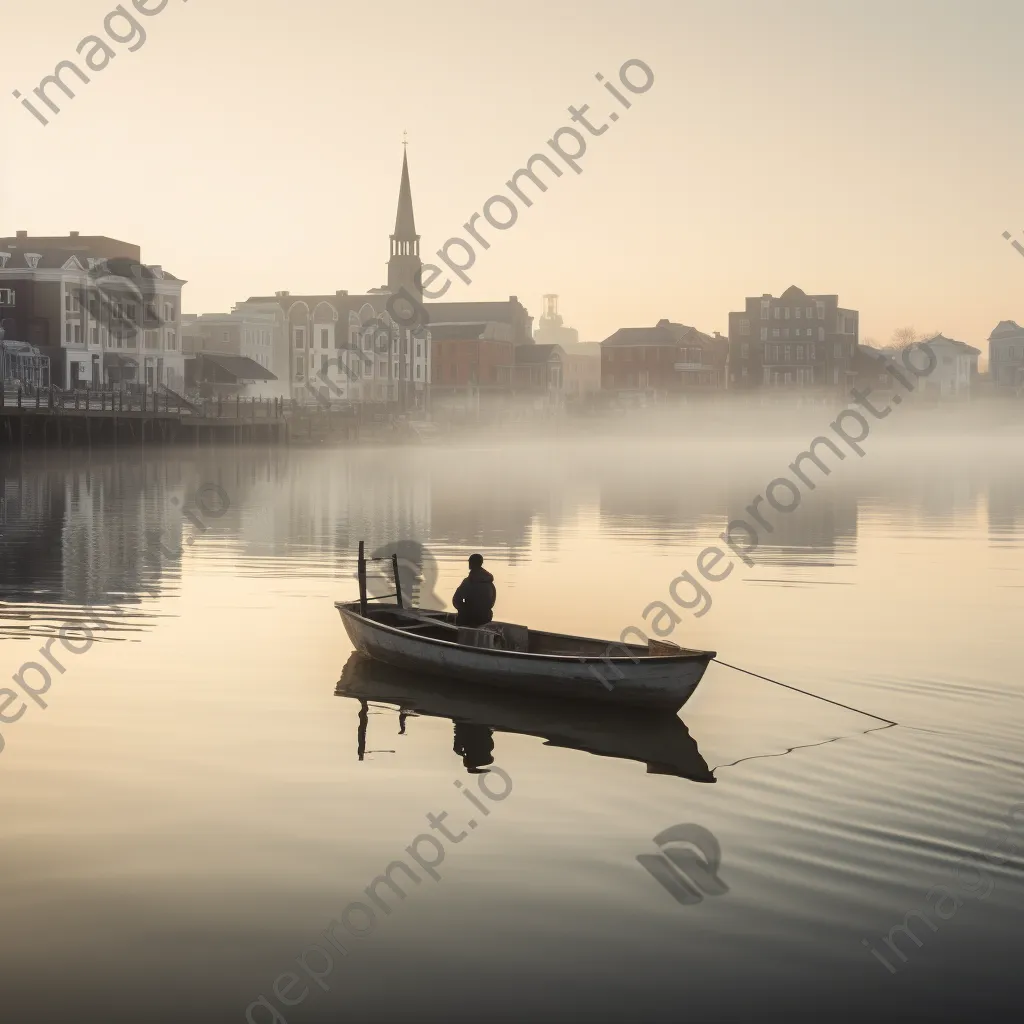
[728,286,858,391]
[241,151,431,411]
[600,319,726,396]
[0,231,185,390]
[907,334,979,399]
[534,294,579,347]
[988,320,1024,393]
[181,310,285,397]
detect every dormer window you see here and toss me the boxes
[0,252,10,269]
[24,253,42,270]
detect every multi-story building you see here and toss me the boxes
[988,320,1024,392]
[728,286,858,391]
[910,334,979,399]
[560,342,601,398]
[0,232,185,390]
[600,319,726,395]
[431,322,514,394]
[180,310,285,396]
[240,151,431,411]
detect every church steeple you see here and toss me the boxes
[388,145,421,298]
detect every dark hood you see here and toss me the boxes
[468,568,494,583]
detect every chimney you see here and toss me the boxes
[336,290,348,297]
[275,290,290,298]
[69,231,80,238]
[16,231,27,239]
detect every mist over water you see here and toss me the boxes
[2,420,1023,1022]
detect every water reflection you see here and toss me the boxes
[336,652,715,782]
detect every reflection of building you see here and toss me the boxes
[987,321,1024,393]
[0,232,185,390]
[728,286,858,391]
[725,486,858,568]
[601,319,726,394]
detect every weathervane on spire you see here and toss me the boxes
[403,130,408,150]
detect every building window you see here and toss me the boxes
[772,328,779,338]
[795,308,801,318]
[295,328,305,348]
[760,327,767,341]
[295,356,303,376]
[380,361,387,376]
[834,342,842,358]
[806,307,813,318]
[774,307,780,319]
[816,301,825,319]
[65,323,72,343]
[818,327,824,341]
[784,346,791,361]
[167,331,177,351]
[164,303,174,322]
[321,328,329,348]
[737,318,750,335]
[833,367,840,384]
[784,307,790,319]
[796,346,803,361]
[741,343,749,358]
[321,354,329,375]
[73,324,82,344]
[760,299,770,319]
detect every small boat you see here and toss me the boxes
[336,653,716,782]
[335,543,716,712]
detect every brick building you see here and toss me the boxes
[600,319,726,395]
[0,231,185,390]
[728,285,858,391]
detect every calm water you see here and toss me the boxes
[2,426,1023,1023]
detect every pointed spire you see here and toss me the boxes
[393,148,417,240]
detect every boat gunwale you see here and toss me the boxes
[336,601,716,664]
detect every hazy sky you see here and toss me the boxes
[4,0,1024,349]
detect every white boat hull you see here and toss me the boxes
[336,602,713,711]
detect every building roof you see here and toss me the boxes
[988,320,1024,340]
[779,285,809,301]
[515,343,563,363]
[920,333,981,356]
[393,150,417,239]
[0,246,182,281]
[601,320,714,347]
[192,353,277,381]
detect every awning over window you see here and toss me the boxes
[191,353,277,382]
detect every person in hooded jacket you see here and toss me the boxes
[452,553,496,628]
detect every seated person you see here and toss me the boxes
[452,553,496,628]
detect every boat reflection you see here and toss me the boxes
[336,653,715,783]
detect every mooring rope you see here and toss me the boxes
[711,658,899,727]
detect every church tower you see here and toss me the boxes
[388,147,422,300]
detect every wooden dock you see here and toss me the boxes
[1,386,289,448]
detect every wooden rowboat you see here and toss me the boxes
[335,543,716,712]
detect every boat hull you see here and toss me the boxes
[336,602,713,712]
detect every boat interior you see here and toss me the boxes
[344,602,701,659]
